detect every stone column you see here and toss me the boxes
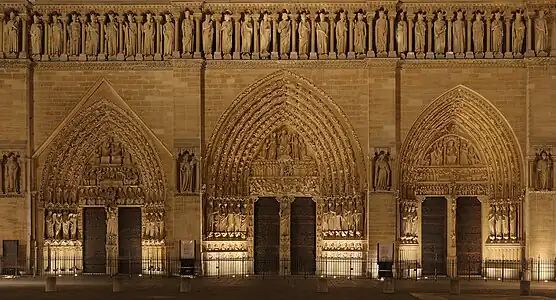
[193,13,202,58]
[99,15,106,60]
[252,14,260,59]
[213,14,222,59]
[525,11,535,57]
[0,14,4,58]
[388,11,397,57]
[233,14,241,59]
[426,14,434,58]
[310,13,317,59]
[465,12,474,58]
[367,12,375,57]
[504,14,513,58]
[271,13,279,59]
[79,15,87,61]
[446,197,457,278]
[551,9,556,56]
[329,13,336,59]
[279,196,294,276]
[485,11,493,58]
[41,17,49,61]
[290,13,298,59]
[347,12,355,58]
[407,10,415,58]
[117,15,124,60]
[135,15,143,60]
[173,12,180,58]
[446,12,454,58]
[154,15,162,60]
[106,208,119,275]
[18,14,29,59]
[61,16,68,61]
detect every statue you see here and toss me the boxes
[68,14,81,56]
[277,129,291,158]
[316,12,328,55]
[298,13,311,56]
[143,13,156,56]
[535,151,551,191]
[374,151,391,191]
[354,13,366,54]
[124,14,138,58]
[61,212,70,240]
[491,12,503,54]
[434,11,446,54]
[445,140,458,165]
[45,211,54,239]
[512,11,525,55]
[268,133,277,159]
[221,14,233,55]
[182,11,194,55]
[509,204,517,239]
[336,12,347,55]
[86,14,99,56]
[157,212,164,239]
[5,154,20,193]
[69,213,78,239]
[49,14,63,56]
[241,14,253,55]
[453,11,466,54]
[260,13,271,54]
[105,14,119,57]
[375,10,388,53]
[396,11,407,54]
[277,12,291,55]
[30,15,43,57]
[488,205,496,239]
[202,15,213,56]
[4,12,20,55]
[499,204,509,240]
[105,206,117,236]
[53,213,62,239]
[535,10,548,54]
[163,14,174,57]
[414,13,426,53]
[472,12,484,53]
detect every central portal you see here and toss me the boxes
[290,197,316,275]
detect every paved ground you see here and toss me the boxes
[0,276,555,300]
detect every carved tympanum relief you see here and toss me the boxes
[372,149,392,191]
[2,152,22,195]
[205,198,248,240]
[530,148,554,191]
[488,200,519,242]
[321,197,364,238]
[177,150,199,194]
[44,209,80,241]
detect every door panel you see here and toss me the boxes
[2,240,18,275]
[421,197,447,275]
[290,198,316,275]
[83,207,107,273]
[456,197,482,275]
[118,207,142,274]
[254,197,280,275]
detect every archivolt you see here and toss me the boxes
[399,85,523,201]
[40,100,166,203]
[205,70,366,198]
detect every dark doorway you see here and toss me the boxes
[118,207,142,274]
[2,240,19,275]
[254,197,280,275]
[290,197,316,275]
[421,197,447,275]
[83,207,107,273]
[456,197,482,275]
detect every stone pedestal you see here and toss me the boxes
[449,279,460,294]
[382,278,395,293]
[180,277,191,292]
[45,276,56,292]
[317,278,328,293]
[113,276,123,292]
[520,280,531,296]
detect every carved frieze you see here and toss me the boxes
[321,196,364,239]
[177,149,199,194]
[203,241,247,252]
[44,209,80,242]
[1,151,23,195]
[205,197,248,240]
[321,240,364,251]
[248,177,319,196]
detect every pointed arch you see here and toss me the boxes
[205,70,366,198]
[399,85,523,201]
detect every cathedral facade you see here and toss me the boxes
[0,0,554,278]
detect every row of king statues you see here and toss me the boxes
[1,6,554,61]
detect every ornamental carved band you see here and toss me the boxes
[2,2,555,61]
[398,86,523,244]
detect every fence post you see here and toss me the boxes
[538,257,540,282]
[349,259,352,280]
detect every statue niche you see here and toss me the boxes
[177,150,198,193]
[531,149,553,191]
[372,150,392,191]
[2,152,22,195]
[205,198,248,240]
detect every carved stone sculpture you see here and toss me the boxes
[277,12,291,55]
[354,13,366,54]
[336,12,347,55]
[534,150,552,191]
[163,14,174,57]
[30,15,43,57]
[453,11,466,54]
[206,198,247,239]
[509,204,517,240]
[535,10,548,55]
[182,11,194,55]
[4,12,20,56]
[53,212,61,239]
[221,13,233,56]
[414,13,426,53]
[241,13,253,56]
[124,14,138,58]
[105,14,118,57]
[375,10,388,54]
[298,13,311,56]
[396,11,407,54]
[45,211,54,239]
[316,12,328,55]
[434,11,446,54]
[472,12,484,53]
[400,202,417,243]
[202,15,213,56]
[49,14,63,56]
[322,197,363,238]
[68,14,81,56]
[491,12,503,53]
[512,11,525,55]
[5,153,21,194]
[105,206,117,237]
[488,204,496,240]
[260,13,271,54]
[373,150,391,191]
[143,13,156,56]
[143,212,165,240]
[179,151,198,193]
[61,212,70,240]
[86,14,99,57]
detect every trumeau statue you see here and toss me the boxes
[68,14,81,57]
[163,14,174,58]
[375,10,388,54]
[316,12,328,55]
[512,11,525,55]
[105,14,118,57]
[434,11,446,54]
[336,12,347,55]
[396,11,407,54]
[4,11,20,56]
[30,15,43,57]
[260,13,271,55]
[453,11,466,54]
[221,13,233,56]
[414,12,426,53]
[202,14,213,57]
[182,11,194,55]
[143,13,156,56]
[86,14,100,57]
[49,14,63,57]
[277,12,291,56]
[491,12,503,54]
[472,12,484,53]
[298,13,311,56]
[241,13,253,56]
[124,14,138,58]
[354,13,366,54]
[105,206,117,237]
[535,10,548,55]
